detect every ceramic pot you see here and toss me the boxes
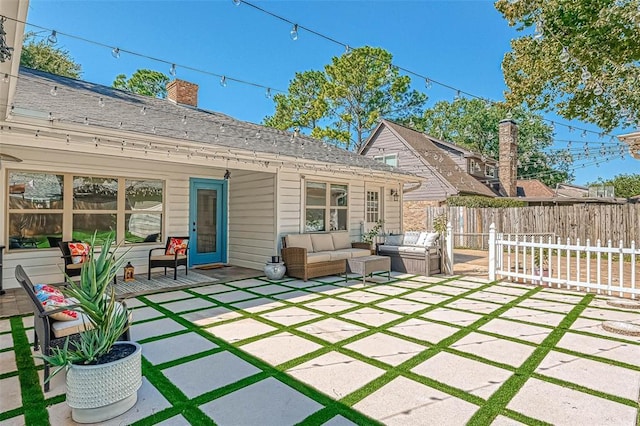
[264,262,286,280]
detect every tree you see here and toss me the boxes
[20,32,81,78]
[495,0,640,132]
[112,69,170,98]
[264,71,327,134]
[264,46,427,151]
[589,173,640,199]
[410,97,572,186]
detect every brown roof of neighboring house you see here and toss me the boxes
[554,183,589,198]
[381,120,496,197]
[516,179,555,198]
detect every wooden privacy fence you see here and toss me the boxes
[425,204,640,248]
[488,224,640,298]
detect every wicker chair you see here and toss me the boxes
[15,265,130,392]
[148,236,190,280]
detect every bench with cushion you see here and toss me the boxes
[281,232,371,281]
[377,231,442,276]
[15,265,130,392]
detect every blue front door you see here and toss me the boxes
[189,178,227,266]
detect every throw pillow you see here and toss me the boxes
[166,237,188,255]
[384,234,404,246]
[34,285,78,321]
[424,232,440,247]
[416,232,429,247]
[68,242,90,264]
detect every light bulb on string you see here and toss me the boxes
[98,97,105,107]
[49,86,57,96]
[2,73,8,83]
[610,97,619,108]
[581,67,591,83]
[232,0,241,5]
[593,83,603,96]
[559,46,571,63]
[265,88,271,99]
[290,24,299,40]
[220,76,227,87]
[169,64,176,77]
[111,47,120,59]
[47,30,57,45]
[424,78,432,89]
[533,21,544,40]
[140,106,146,115]
[255,130,261,139]
[181,115,187,125]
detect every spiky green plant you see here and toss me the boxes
[43,232,129,379]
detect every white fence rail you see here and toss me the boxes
[488,223,640,298]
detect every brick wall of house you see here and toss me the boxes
[403,200,441,230]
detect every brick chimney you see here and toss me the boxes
[498,119,518,197]
[167,79,198,107]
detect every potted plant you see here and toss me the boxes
[362,219,385,252]
[43,233,142,424]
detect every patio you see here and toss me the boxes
[1,272,639,425]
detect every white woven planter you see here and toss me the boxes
[66,341,142,424]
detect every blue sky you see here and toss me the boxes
[23,0,640,185]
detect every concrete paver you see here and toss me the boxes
[130,306,165,323]
[421,307,483,326]
[0,351,16,375]
[389,318,460,344]
[204,318,277,343]
[160,297,216,313]
[296,318,367,343]
[239,331,322,366]
[144,290,193,303]
[451,332,536,367]
[181,306,242,326]
[303,298,358,314]
[259,306,321,326]
[130,317,186,341]
[287,351,385,398]
[344,333,427,366]
[507,378,637,425]
[199,377,323,426]
[555,332,639,365]
[142,332,219,365]
[354,376,479,425]
[536,350,640,401]
[163,351,261,399]
[340,307,402,327]
[375,298,430,314]
[0,377,21,412]
[499,306,565,327]
[478,318,552,344]
[411,352,513,399]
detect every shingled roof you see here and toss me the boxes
[11,68,414,177]
[379,120,497,197]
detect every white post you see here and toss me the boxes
[488,223,496,281]
[445,221,454,275]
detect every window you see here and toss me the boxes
[373,154,398,167]
[8,172,64,249]
[485,165,496,178]
[305,181,348,232]
[6,170,164,249]
[366,191,379,223]
[469,160,481,174]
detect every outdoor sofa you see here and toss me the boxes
[281,232,371,281]
[376,231,442,276]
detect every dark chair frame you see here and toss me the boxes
[14,265,130,392]
[58,241,116,284]
[148,236,190,280]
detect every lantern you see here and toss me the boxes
[124,262,135,282]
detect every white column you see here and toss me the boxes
[445,221,454,275]
[488,223,496,281]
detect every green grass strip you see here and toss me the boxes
[2,317,49,425]
[467,292,595,425]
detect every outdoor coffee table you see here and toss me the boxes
[347,255,391,284]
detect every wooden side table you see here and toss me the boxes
[347,255,391,284]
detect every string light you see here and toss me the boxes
[169,63,176,77]
[111,47,120,59]
[232,0,241,5]
[220,76,227,87]
[2,73,9,83]
[98,97,105,107]
[49,86,57,96]
[290,24,299,41]
[265,88,271,99]
[47,30,57,45]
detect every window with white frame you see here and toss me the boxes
[7,170,163,249]
[373,153,398,167]
[366,191,379,223]
[305,181,348,232]
[485,165,496,178]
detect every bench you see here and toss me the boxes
[376,231,442,276]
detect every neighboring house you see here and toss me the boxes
[554,183,589,198]
[516,179,555,198]
[361,120,498,203]
[0,8,416,288]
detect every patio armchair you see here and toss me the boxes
[14,265,130,392]
[58,241,117,284]
[148,236,189,280]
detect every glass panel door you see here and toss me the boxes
[189,178,227,265]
